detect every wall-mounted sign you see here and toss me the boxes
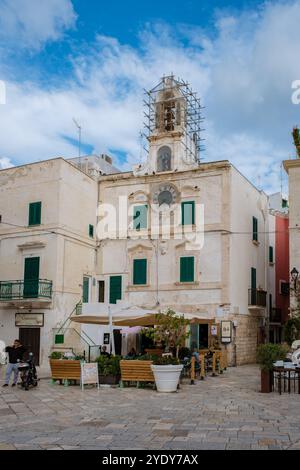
[211,325,218,336]
[221,321,232,343]
[81,362,99,390]
[103,333,110,345]
[15,313,44,327]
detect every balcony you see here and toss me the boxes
[0,279,52,307]
[248,288,267,309]
[270,307,282,324]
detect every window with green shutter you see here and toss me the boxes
[109,276,122,304]
[269,246,274,263]
[55,334,64,345]
[28,202,42,226]
[180,257,195,282]
[252,216,258,242]
[82,277,89,303]
[89,224,94,238]
[181,201,195,225]
[133,259,147,285]
[133,205,148,230]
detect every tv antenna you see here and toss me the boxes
[72,118,82,165]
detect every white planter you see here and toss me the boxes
[151,364,183,393]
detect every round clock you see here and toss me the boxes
[152,184,178,208]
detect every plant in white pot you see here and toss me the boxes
[143,308,190,392]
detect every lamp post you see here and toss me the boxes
[291,267,299,292]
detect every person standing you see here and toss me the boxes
[2,340,27,387]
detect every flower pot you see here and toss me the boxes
[151,364,183,392]
[260,370,272,393]
[99,374,120,385]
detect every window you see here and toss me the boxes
[98,280,105,303]
[181,201,195,225]
[279,280,289,296]
[82,277,89,303]
[269,246,274,263]
[133,259,147,285]
[133,205,148,230]
[157,146,172,172]
[180,257,194,282]
[28,202,42,226]
[89,224,94,238]
[250,267,257,305]
[252,216,258,242]
[109,276,122,304]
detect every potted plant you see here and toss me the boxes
[96,355,121,385]
[256,343,289,393]
[143,308,190,393]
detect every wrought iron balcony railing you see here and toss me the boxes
[0,279,52,300]
[248,288,267,308]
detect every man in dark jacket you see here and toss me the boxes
[3,340,27,387]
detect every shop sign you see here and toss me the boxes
[15,313,44,327]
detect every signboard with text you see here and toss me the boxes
[80,362,99,390]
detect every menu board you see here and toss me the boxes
[80,362,99,390]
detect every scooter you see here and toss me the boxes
[17,352,38,390]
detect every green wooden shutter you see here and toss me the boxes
[190,324,199,349]
[133,259,147,285]
[24,257,40,298]
[82,277,89,303]
[251,267,257,305]
[181,201,195,225]
[252,216,258,242]
[89,224,94,238]
[133,205,148,230]
[269,246,274,263]
[109,276,122,304]
[29,202,42,226]
[180,257,194,282]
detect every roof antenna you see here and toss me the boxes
[73,118,82,168]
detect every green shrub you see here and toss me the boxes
[283,317,300,346]
[96,355,121,376]
[256,343,289,371]
[49,351,63,359]
[152,355,180,366]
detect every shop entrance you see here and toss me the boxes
[19,328,40,365]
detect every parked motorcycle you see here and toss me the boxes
[17,352,38,390]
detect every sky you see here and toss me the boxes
[0,0,300,194]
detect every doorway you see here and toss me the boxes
[19,328,40,365]
[113,329,122,356]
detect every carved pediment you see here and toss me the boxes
[127,243,153,254]
[18,241,46,250]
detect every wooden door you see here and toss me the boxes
[19,328,40,365]
[24,257,40,298]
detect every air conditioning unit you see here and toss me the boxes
[279,280,290,296]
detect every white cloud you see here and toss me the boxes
[0,157,14,169]
[0,0,76,49]
[0,1,299,193]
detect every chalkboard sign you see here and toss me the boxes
[80,362,99,390]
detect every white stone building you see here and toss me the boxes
[0,76,272,367]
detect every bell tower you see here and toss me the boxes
[134,75,204,176]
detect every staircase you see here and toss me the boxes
[51,301,98,360]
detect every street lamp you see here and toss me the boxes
[291,267,299,291]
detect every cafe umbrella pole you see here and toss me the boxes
[108,305,115,355]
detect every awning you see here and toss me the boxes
[70,308,199,327]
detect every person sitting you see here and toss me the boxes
[100,345,110,357]
[127,348,136,358]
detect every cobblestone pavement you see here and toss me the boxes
[0,364,300,450]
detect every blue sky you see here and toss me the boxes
[0,0,300,193]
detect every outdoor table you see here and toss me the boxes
[273,365,300,394]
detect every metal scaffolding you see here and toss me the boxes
[142,74,205,163]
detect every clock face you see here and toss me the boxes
[152,184,178,208]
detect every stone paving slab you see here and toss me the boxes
[0,364,300,450]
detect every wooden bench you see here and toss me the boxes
[50,359,81,385]
[120,360,155,387]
